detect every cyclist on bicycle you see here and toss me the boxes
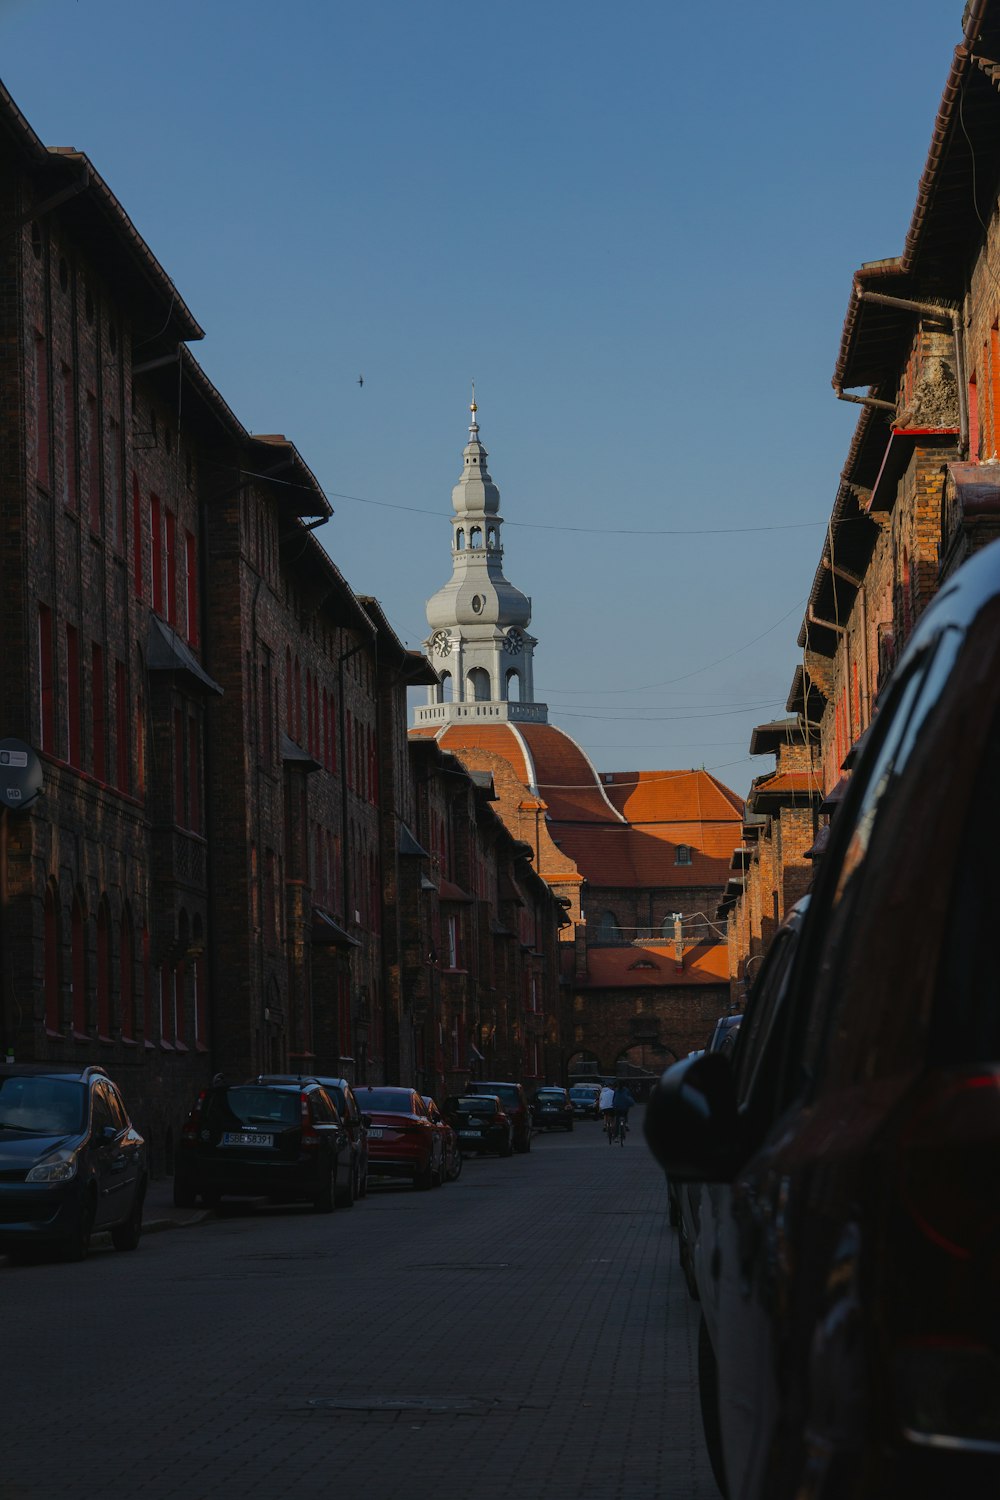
[611,1084,636,1142]
[599,1082,615,1134]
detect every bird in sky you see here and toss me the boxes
[357,374,364,388]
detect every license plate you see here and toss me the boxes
[367,1128,384,1138]
[458,1130,481,1138]
[222,1132,273,1147]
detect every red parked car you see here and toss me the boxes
[422,1097,462,1181]
[355,1086,443,1189]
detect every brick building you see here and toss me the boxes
[728,0,1000,986]
[0,78,568,1166]
[412,406,744,1082]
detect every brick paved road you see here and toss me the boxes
[0,1110,717,1500]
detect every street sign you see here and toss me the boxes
[0,738,42,813]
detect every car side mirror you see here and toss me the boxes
[643,1051,742,1183]
[95,1124,117,1145]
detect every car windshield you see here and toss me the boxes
[475,1085,519,1104]
[536,1090,564,1101]
[449,1096,499,1112]
[0,1076,86,1134]
[570,1087,597,1098]
[206,1087,300,1129]
[356,1089,417,1114]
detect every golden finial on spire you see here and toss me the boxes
[470,378,477,416]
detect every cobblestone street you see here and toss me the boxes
[1,1112,716,1500]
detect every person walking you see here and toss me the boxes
[611,1083,636,1144]
[599,1082,616,1139]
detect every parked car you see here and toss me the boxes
[355,1086,443,1189]
[531,1085,575,1131]
[464,1080,532,1152]
[0,1064,147,1260]
[645,538,1000,1500]
[422,1096,462,1181]
[705,1013,742,1055]
[258,1074,369,1201]
[441,1094,514,1157]
[568,1083,602,1118]
[173,1079,352,1211]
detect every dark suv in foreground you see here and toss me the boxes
[258,1074,369,1203]
[0,1064,147,1260]
[174,1079,351,1211]
[646,538,1000,1500]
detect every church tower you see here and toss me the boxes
[415,400,548,728]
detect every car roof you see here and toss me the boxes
[0,1064,108,1082]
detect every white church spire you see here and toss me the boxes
[415,401,548,729]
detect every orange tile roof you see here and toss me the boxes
[554,823,739,888]
[565,942,730,989]
[602,769,744,823]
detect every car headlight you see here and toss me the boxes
[26,1157,78,1183]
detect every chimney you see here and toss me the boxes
[673,912,684,972]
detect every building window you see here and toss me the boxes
[91,643,106,781]
[61,363,77,511]
[71,891,86,1036]
[38,605,55,751]
[120,911,135,1042]
[86,393,101,533]
[150,493,163,613]
[108,418,123,550]
[675,845,692,866]
[185,529,198,645]
[44,885,61,1034]
[66,625,81,766]
[114,659,129,792]
[34,331,50,491]
[165,509,177,625]
[96,901,111,1039]
[132,473,143,598]
[595,910,620,943]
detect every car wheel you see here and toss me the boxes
[111,1179,146,1251]
[173,1177,197,1210]
[358,1164,369,1199]
[66,1191,97,1262]
[678,1219,700,1301]
[698,1316,729,1498]
[448,1149,463,1182]
[313,1164,336,1212]
[335,1160,355,1208]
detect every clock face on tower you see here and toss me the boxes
[431,630,452,658]
[505,629,524,655]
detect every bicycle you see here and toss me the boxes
[604,1111,616,1144]
[613,1113,629,1147]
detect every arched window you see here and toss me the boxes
[505,668,521,702]
[439,670,453,703]
[456,529,466,550]
[486,527,497,548]
[675,845,692,866]
[468,667,491,702]
[470,525,483,548]
[595,910,620,944]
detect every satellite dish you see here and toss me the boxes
[0,738,43,813]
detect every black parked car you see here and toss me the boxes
[258,1074,369,1202]
[532,1086,574,1131]
[173,1079,352,1211]
[442,1094,514,1157]
[464,1080,532,1152]
[0,1064,147,1260]
[646,539,1000,1500]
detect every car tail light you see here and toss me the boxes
[300,1091,320,1147]
[494,1110,508,1126]
[897,1072,1000,1261]
[180,1090,207,1145]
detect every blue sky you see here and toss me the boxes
[2,0,962,798]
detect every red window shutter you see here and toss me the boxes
[185,530,198,645]
[165,509,177,625]
[91,643,106,781]
[132,473,143,598]
[115,659,128,792]
[150,493,163,613]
